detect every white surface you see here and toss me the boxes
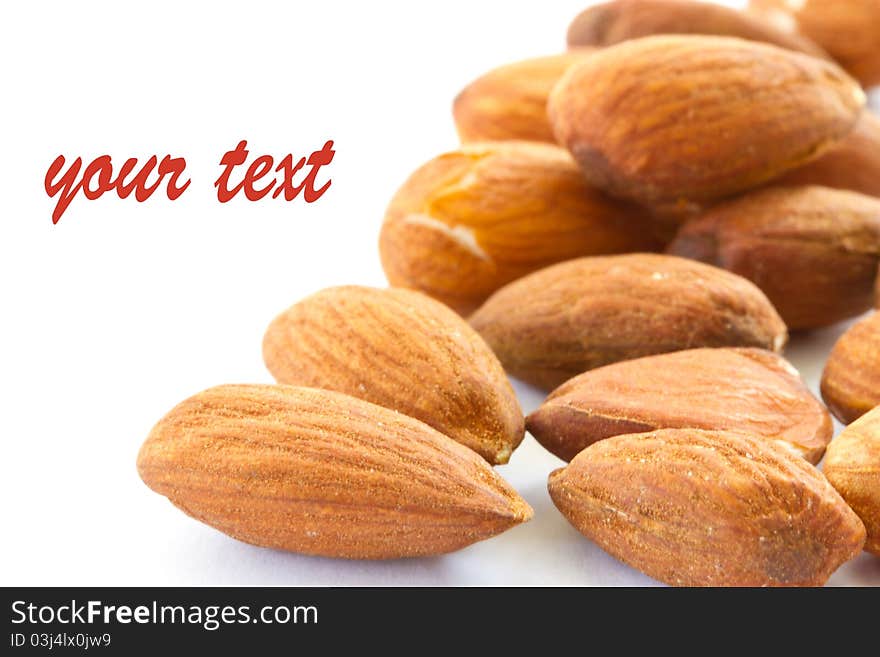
[1,0,879,586]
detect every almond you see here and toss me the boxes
[750,0,880,88]
[379,141,664,315]
[137,384,533,559]
[821,312,880,424]
[453,51,595,143]
[772,112,880,199]
[548,35,865,207]
[824,406,880,555]
[667,185,880,330]
[548,428,866,586]
[469,253,787,390]
[262,285,523,465]
[568,0,826,58]
[527,348,831,463]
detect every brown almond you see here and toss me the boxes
[453,51,595,143]
[379,141,663,315]
[821,312,880,424]
[568,0,827,58]
[548,35,865,207]
[668,185,880,330]
[137,384,533,559]
[548,428,866,586]
[750,0,880,87]
[469,253,787,390]
[772,112,880,199]
[527,348,831,463]
[262,286,523,465]
[824,406,880,555]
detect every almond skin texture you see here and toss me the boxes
[568,0,826,58]
[667,185,880,330]
[821,312,880,424]
[379,141,664,315]
[137,385,533,559]
[527,348,831,463]
[469,254,787,390]
[750,0,880,87]
[548,35,865,207]
[771,112,880,198]
[824,406,880,555]
[877,262,880,306]
[627,113,880,227]
[262,286,523,465]
[548,429,866,586]
[453,51,595,143]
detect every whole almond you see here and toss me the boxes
[667,185,880,330]
[548,428,866,586]
[750,0,880,87]
[824,406,880,555]
[469,253,787,390]
[262,285,523,465]
[453,51,595,143]
[528,348,831,463]
[772,112,880,199]
[137,384,533,559]
[821,312,880,424]
[548,35,865,207]
[568,0,826,58]
[379,141,663,315]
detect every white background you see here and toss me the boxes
[2,0,879,586]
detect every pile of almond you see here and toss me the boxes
[138,0,880,586]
